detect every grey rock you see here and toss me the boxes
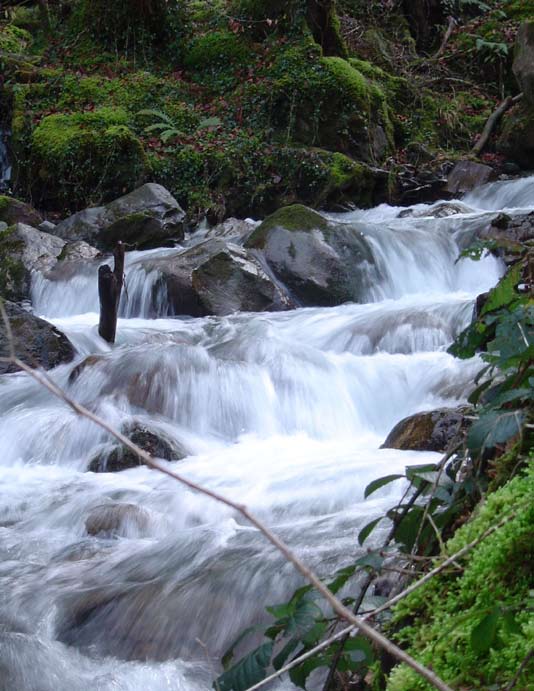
[497,103,534,169]
[398,201,473,219]
[0,222,7,232]
[381,406,472,452]
[61,240,101,263]
[513,22,534,105]
[146,239,294,317]
[245,204,377,307]
[445,160,493,196]
[0,223,66,301]
[0,301,75,375]
[203,217,257,244]
[89,423,187,473]
[478,211,534,244]
[38,220,57,233]
[54,183,186,250]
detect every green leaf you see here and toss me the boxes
[216,642,273,691]
[481,264,522,315]
[137,108,173,123]
[272,638,300,671]
[199,116,222,128]
[364,474,404,499]
[289,654,331,689]
[358,516,384,546]
[221,625,263,669]
[344,635,374,664]
[502,611,522,636]
[471,609,499,653]
[467,410,524,456]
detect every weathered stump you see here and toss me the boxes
[98,242,125,343]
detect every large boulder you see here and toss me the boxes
[0,195,43,227]
[513,22,534,106]
[0,223,65,302]
[444,160,493,197]
[478,211,534,245]
[146,239,294,316]
[497,103,534,169]
[381,407,471,452]
[244,204,377,306]
[88,423,187,473]
[0,301,75,375]
[53,184,186,250]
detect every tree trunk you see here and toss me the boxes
[402,0,445,51]
[98,242,125,344]
[306,0,348,58]
[37,0,52,34]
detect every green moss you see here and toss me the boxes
[30,107,147,209]
[184,31,250,71]
[0,24,32,54]
[0,225,26,302]
[504,0,534,20]
[387,464,534,691]
[247,204,328,248]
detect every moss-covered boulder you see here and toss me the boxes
[30,107,148,209]
[0,195,42,227]
[88,423,187,473]
[0,223,65,302]
[245,204,378,306]
[381,407,471,453]
[497,103,534,169]
[0,301,75,375]
[53,184,185,250]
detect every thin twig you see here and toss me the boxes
[505,648,534,691]
[0,302,454,691]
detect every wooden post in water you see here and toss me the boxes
[98,242,125,344]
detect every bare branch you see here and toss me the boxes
[471,93,524,156]
[0,338,455,691]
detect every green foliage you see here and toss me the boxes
[0,24,32,53]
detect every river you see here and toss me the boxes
[0,176,532,690]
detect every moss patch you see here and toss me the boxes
[387,464,534,690]
[247,204,328,248]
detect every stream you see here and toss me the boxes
[1,176,533,690]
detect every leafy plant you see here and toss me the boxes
[138,109,222,143]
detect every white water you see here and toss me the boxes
[1,176,533,690]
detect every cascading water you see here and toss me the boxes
[0,128,12,194]
[1,176,532,691]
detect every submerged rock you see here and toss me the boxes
[88,423,187,472]
[147,239,294,316]
[0,301,75,375]
[85,503,150,538]
[381,407,471,452]
[53,183,186,250]
[0,223,65,302]
[245,204,377,306]
[398,201,473,219]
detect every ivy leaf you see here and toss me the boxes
[216,642,273,691]
[471,609,499,653]
[364,474,404,499]
[467,409,524,456]
[289,654,331,689]
[358,516,384,546]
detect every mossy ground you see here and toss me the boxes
[0,1,527,218]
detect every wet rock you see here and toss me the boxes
[0,301,75,375]
[390,162,452,206]
[245,204,377,307]
[478,211,534,244]
[445,160,493,196]
[38,220,57,233]
[0,223,65,302]
[59,240,101,263]
[68,354,106,384]
[203,217,257,244]
[0,195,43,228]
[513,22,534,106]
[88,423,187,473]
[85,503,150,538]
[398,201,473,219]
[53,184,186,250]
[146,239,294,316]
[381,407,472,453]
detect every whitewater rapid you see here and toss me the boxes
[1,176,532,690]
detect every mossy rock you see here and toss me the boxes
[245,204,378,307]
[183,30,250,72]
[387,464,534,690]
[30,107,148,209]
[381,407,471,453]
[0,25,32,54]
[0,195,42,227]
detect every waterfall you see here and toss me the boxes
[0,176,532,690]
[0,128,12,193]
